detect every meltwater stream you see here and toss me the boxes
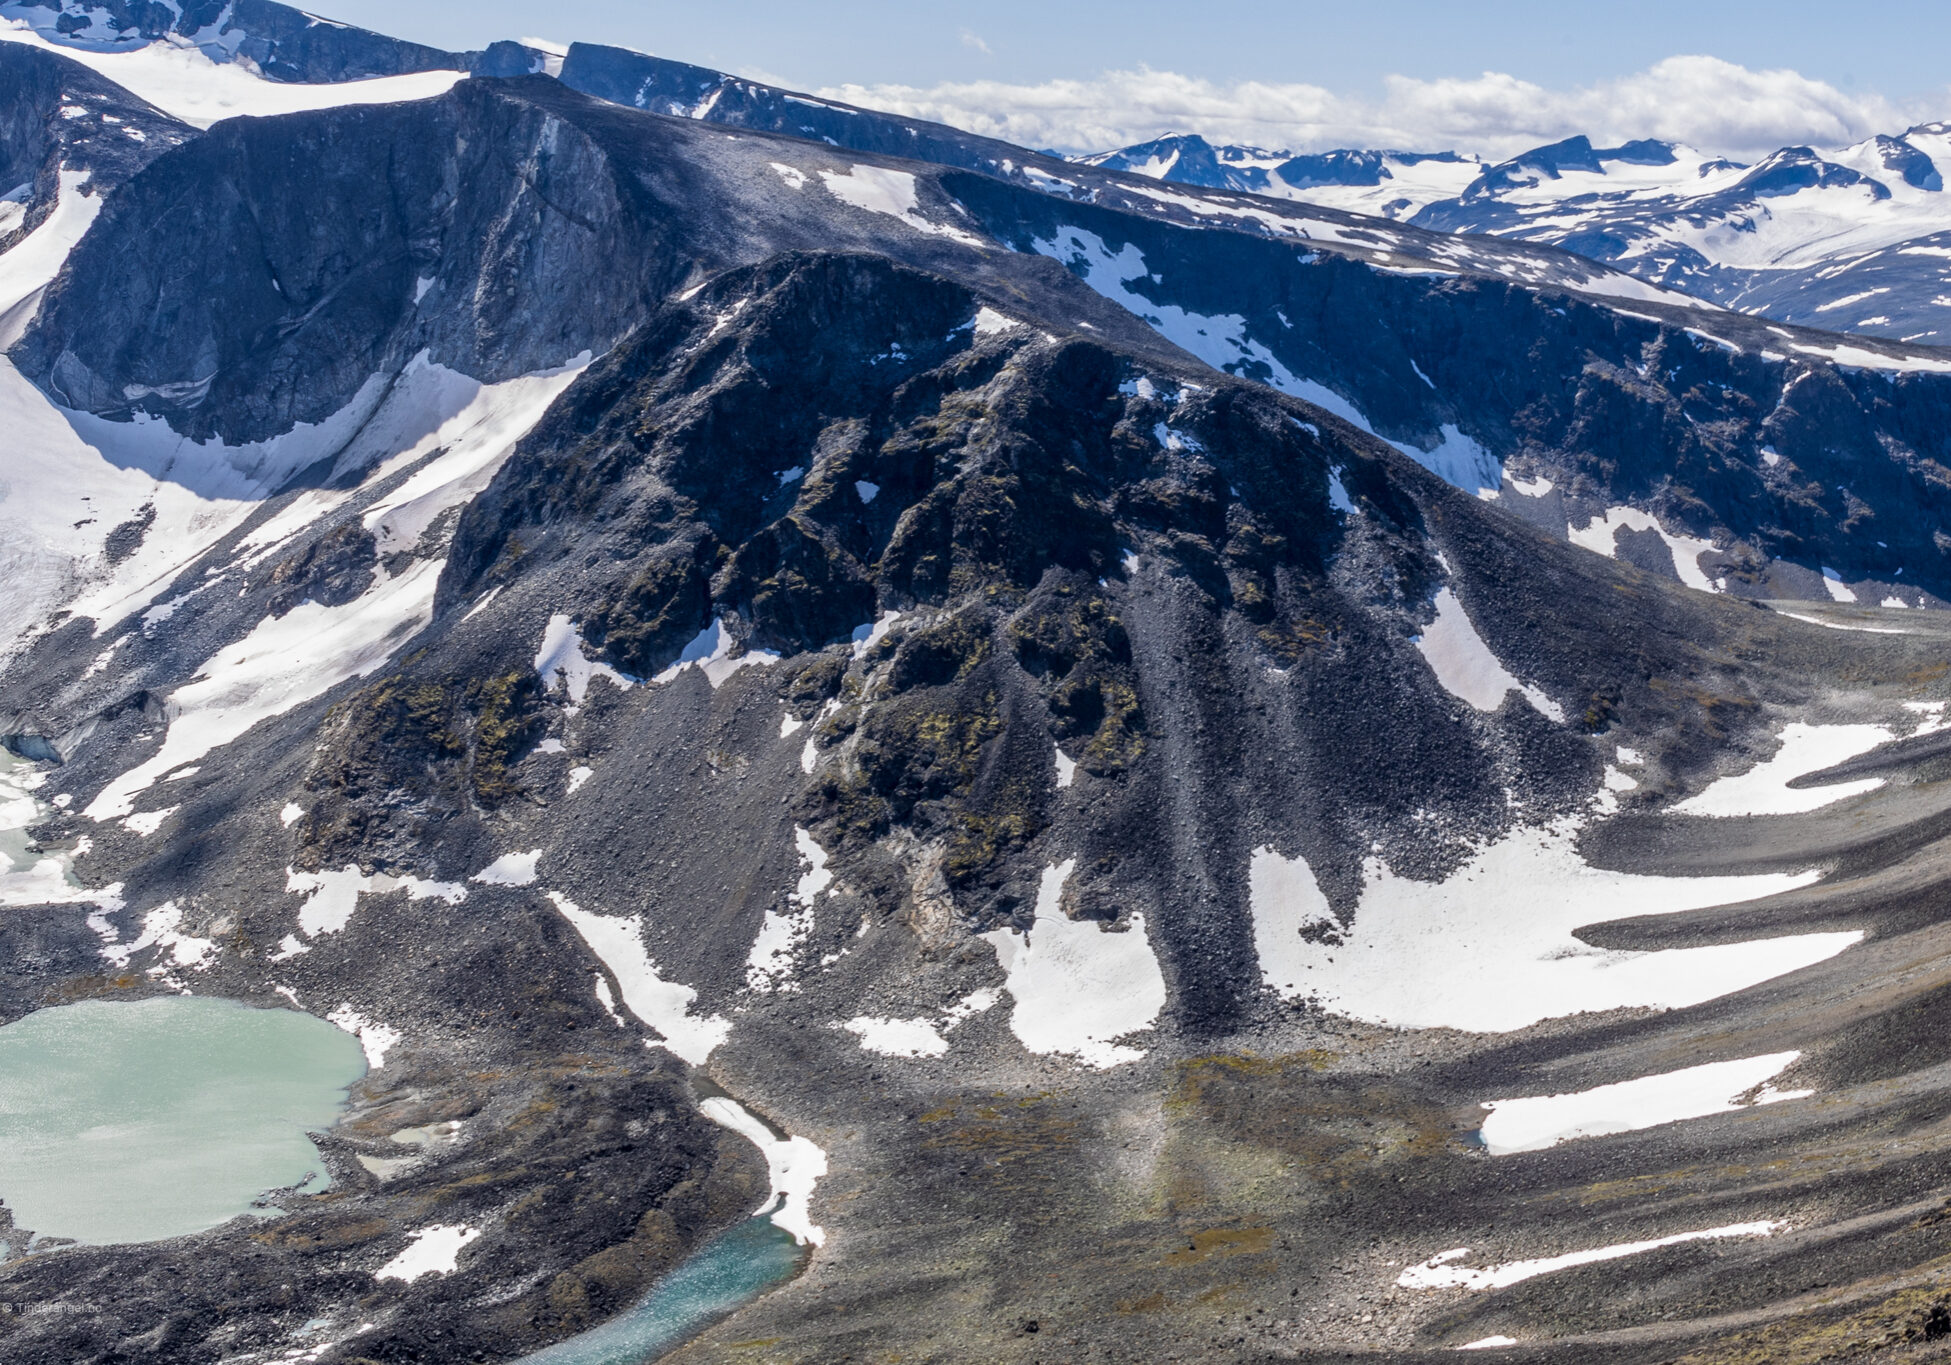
[518,1216,806,1365]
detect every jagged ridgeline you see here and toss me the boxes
[6,35,1951,1365]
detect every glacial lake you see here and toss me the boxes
[519,1215,805,1365]
[0,996,366,1246]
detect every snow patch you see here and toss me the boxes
[328,1006,402,1071]
[819,165,983,246]
[1414,588,1564,721]
[699,1096,828,1247]
[1247,827,1849,1032]
[288,866,467,937]
[1568,507,1719,592]
[85,559,444,821]
[842,1016,948,1058]
[747,828,832,991]
[1479,1052,1805,1154]
[534,615,634,704]
[1399,1222,1782,1292]
[1821,566,1859,603]
[374,1225,480,1283]
[471,850,542,887]
[99,900,213,971]
[549,894,731,1066]
[981,859,1167,1069]
[850,610,901,660]
[654,620,782,687]
[1675,721,1893,818]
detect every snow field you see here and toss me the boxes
[1247,825,1851,1032]
[85,557,446,821]
[0,25,464,129]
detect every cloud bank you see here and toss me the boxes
[818,56,1940,159]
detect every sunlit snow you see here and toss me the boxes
[1478,1052,1806,1154]
[982,859,1167,1068]
[549,893,731,1065]
[699,1096,828,1247]
[1673,721,1892,817]
[0,25,463,129]
[85,559,444,821]
[1248,826,1852,1032]
[1413,588,1564,721]
[1399,1222,1781,1292]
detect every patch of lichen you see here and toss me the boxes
[1166,1053,1454,1181]
[943,800,1037,887]
[813,691,1004,842]
[303,668,546,863]
[890,609,993,690]
[1009,585,1146,774]
[466,672,548,804]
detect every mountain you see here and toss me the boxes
[3,26,1951,1365]
[1079,131,1484,217]
[1085,126,1951,345]
[0,0,481,82]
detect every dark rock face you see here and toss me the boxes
[4,0,476,82]
[947,170,1951,606]
[0,44,189,253]
[18,79,675,441]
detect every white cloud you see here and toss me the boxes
[958,29,991,57]
[818,56,1938,160]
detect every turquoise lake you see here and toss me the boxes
[0,995,367,1245]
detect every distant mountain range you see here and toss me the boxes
[1081,129,1951,343]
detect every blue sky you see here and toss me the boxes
[320,1,1951,157]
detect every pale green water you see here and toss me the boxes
[519,1216,806,1364]
[0,996,367,1245]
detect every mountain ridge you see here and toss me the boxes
[4,19,1951,1365]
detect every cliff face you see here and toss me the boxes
[0,43,188,253]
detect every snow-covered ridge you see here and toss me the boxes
[0,24,464,129]
[1078,125,1951,346]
